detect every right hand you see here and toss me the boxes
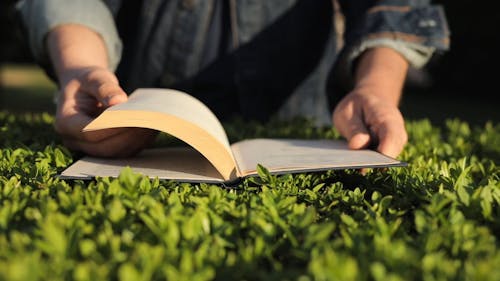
[332,88,408,159]
[55,66,158,157]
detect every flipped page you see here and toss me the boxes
[82,88,239,180]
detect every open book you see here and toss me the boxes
[60,88,406,183]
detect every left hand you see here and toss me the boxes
[332,87,408,159]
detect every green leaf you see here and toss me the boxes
[457,186,470,206]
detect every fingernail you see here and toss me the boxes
[104,95,116,106]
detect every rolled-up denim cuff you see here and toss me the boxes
[348,38,435,69]
[16,0,122,71]
[338,3,449,83]
[345,4,450,53]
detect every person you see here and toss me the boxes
[17,0,449,159]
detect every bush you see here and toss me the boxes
[0,112,499,281]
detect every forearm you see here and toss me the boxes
[353,47,409,106]
[47,24,109,84]
[17,0,123,74]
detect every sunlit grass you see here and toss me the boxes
[0,111,499,280]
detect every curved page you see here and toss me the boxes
[83,88,238,180]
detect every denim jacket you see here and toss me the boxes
[17,0,449,122]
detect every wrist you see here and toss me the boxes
[353,47,408,105]
[58,66,109,88]
[350,84,402,107]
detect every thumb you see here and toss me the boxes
[92,82,128,107]
[80,69,128,107]
[349,130,371,150]
[340,115,372,150]
[102,87,128,107]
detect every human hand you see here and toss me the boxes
[332,88,408,159]
[55,66,157,157]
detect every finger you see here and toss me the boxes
[55,101,130,143]
[57,77,129,142]
[349,132,371,150]
[80,69,128,107]
[341,115,372,150]
[333,98,373,150]
[375,122,408,158]
[63,128,157,158]
[55,112,128,143]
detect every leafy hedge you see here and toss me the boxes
[0,111,499,281]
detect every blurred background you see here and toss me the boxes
[1,0,499,125]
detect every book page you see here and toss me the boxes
[60,147,225,183]
[231,139,405,176]
[83,88,238,180]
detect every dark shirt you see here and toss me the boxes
[201,0,229,69]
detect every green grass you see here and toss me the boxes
[0,64,499,280]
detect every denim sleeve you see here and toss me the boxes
[16,0,122,71]
[349,38,434,69]
[337,0,450,70]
